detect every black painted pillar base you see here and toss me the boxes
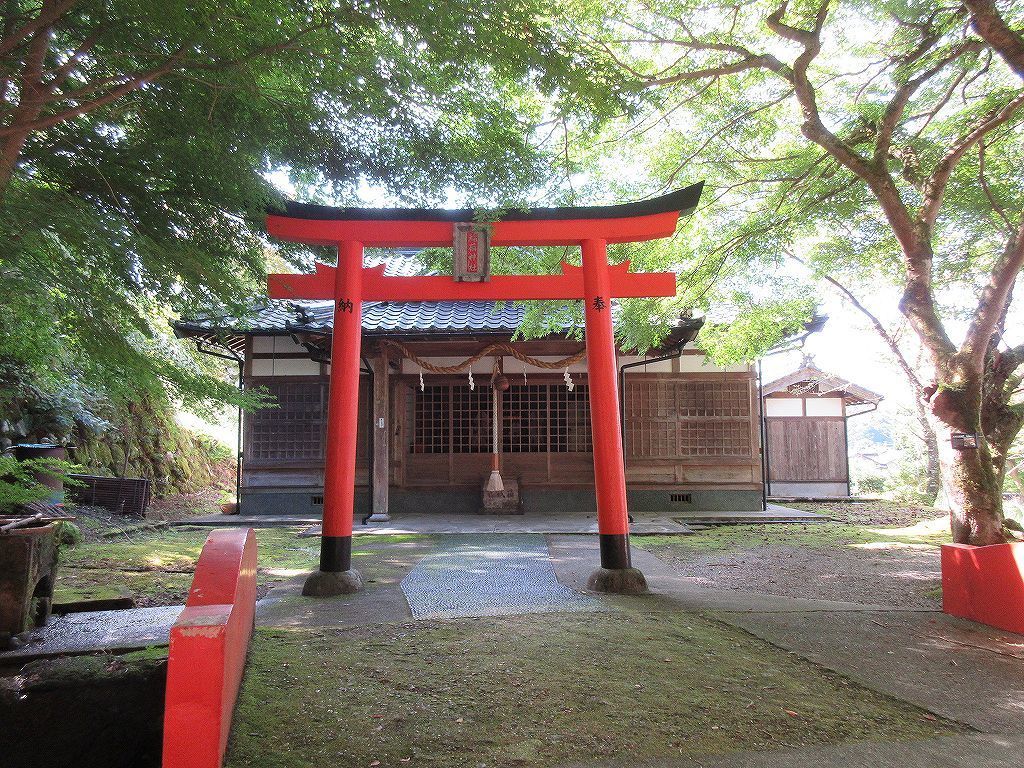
[302,535,363,596]
[589,533,647,594]
[599,533,631,570]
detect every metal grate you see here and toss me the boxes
[67,475,152,517]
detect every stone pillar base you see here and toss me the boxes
[586,567,648,595]
[366,513,391,523]
[302,569,363,597]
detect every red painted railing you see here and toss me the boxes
[163,528,257,768]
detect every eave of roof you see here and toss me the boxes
[763,365,883,405]
[273,183,704,223]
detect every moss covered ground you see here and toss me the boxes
[226,612,958,768]
[639,516,951,557]
[53,523,420,608]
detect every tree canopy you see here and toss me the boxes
[0,0,623,431]
[568,0,1024,542]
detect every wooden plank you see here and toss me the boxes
[371,354,390,517]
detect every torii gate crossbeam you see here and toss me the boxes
[266,183,703,596]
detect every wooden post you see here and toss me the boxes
[581,238,647,594]
[368,352,391,522]
[303,240,364,596]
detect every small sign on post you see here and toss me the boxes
[453,223,491,282]
[951,432,979,450]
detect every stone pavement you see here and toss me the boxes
[399,534,600,619]
[0,605,180,661]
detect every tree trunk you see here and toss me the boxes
[931,382,1005,545]
[913,395,942,502]
[939,439,1005,544]
[0,128,32,198]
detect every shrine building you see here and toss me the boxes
[175,252,766,519]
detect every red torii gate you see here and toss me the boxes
[266,183,703,596]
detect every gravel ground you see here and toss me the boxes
[656,543,942,610]
[787,500,947,527]
[644,502,947,610]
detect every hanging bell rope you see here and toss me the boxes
[378,339,585,374]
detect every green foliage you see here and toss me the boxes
[848,408,936,504]
[697,294,817,365]
[56,521,84,548]
[559,0,1024,365]
[0,0,626,421]
[0,455,80,512]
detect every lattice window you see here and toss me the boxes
[411,385,450,454]
[549,385,592,452]
[679,380,750,417]
[409,385,493,454]
[408,382,593,455]
[452,386,493,453]
[249,381,324,460]
[504,385,548,453]
[248,379,370,461]
[626,378,752,458]
[679,421,751,457]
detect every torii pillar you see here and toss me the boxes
[265,183,704,596]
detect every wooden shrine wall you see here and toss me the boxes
[241,336,761,493]
[765,417,848,485]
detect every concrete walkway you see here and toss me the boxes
[549,534,1024,767]
[0,605,180,661]
[183,503,822,533]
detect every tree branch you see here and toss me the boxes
[979,139,1014,231]
[962,222,1024,368]
[0,53,185,137]
[794,254,924,392]
[965,0,1024,79]
[920,91,1024,230]
[0,0,78,59]
[875,40,985,166]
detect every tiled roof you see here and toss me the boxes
[175,250,570,338]
[296,300,531,335]
[175,298,543,336]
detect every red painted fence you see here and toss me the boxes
[163,528,258,768]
